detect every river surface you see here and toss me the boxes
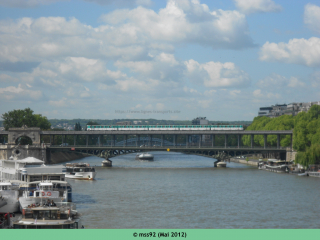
[66,152,320,229]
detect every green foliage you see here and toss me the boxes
[242,115,293,147]
[242,105,320,167]
[296,144,320,167]
[2,108,51,130]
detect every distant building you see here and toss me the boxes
[192,117,209,125]
[116,121,131,125]
[191,117,210,143]
[258,101,320,118]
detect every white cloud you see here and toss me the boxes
[257,74,305,88]
[0,0,67,8]
[253,89,280,100]
[0,0,152,8]
[185,59,250,87]
[101,0,254,49]
[304,3,320,34]
[259,37,320,67]
[234,0,282,14]
[0,84,42,101]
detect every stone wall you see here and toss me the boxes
[0,144,87,164]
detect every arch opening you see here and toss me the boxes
[15,136,33,145]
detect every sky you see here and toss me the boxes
[0,0,319,121]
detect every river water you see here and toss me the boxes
[66,152,320,229]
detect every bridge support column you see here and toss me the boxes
[264,134,267,149]
[150,135,153,147]
[251,134,254,148]
[124,135,127,147]
[112,135,115,147]
[74,135,76,146]
[277,134,280,149]
[173,135,176,147]
[291,134,293,149]
[50,135,52,144]
[198,135,201,148]
[136,135,140,147]
[161,135,164,147]
[212,135,215,147]
[86,135,88,147]
[61,135,64,145]
[99,135,102,147]
[225,135,228,148]
[237,135,240,148]
[186,135,189,148]
[64,135,67,146]
[52,135,55,145]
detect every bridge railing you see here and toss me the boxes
[48,145,289,150]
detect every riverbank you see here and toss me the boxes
[230,157,258,166]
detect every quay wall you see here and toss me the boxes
[230,157,258,166]
[0,144,86,164]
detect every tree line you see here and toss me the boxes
[242,105,320,166]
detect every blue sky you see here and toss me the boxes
[0,0,319,121]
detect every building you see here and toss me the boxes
[192,117,209,125]
[258,101,320,118]
[191,117,210,144]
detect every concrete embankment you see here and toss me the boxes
[230,158,258,167]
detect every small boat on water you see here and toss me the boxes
[304,165,320,177]
[13,202,81,229]
[65,163,96,180]
[102,158,112,167]
[135,153,154,161]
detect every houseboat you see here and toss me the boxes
[13,202,81,229]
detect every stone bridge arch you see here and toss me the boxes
[8,126,41,145]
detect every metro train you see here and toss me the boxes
[87,125,244,131]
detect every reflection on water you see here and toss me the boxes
[65,152,320,229]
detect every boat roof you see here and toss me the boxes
[26,181,69,185]
[66,163,90,167]
[15,157,44,164]
[0,182,12,186]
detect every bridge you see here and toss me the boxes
[0,127,294,163]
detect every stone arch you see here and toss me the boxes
[8,126,41,145]
[15,135,33,145]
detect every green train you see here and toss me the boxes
[87,125,243,131]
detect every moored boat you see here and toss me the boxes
[265,159,290,173]
[65,163,96,180]
[13,202,81,229]
[19,181,70,211]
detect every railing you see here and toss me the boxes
[48,145,290,150]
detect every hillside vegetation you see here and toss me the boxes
[243,105,320,166]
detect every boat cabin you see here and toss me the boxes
[14,204,80,229]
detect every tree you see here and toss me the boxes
[2,108,51,130]
[74,122,82,131]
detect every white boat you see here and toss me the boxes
[101,159,112,167]
[19,181,70,211]
[0,182,20,213]
[13,202,81,229]
[135,153,154,161]
[65,163,96,180]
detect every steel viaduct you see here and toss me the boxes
[0,127,294,163]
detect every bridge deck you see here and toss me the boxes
[40,130,293,135]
